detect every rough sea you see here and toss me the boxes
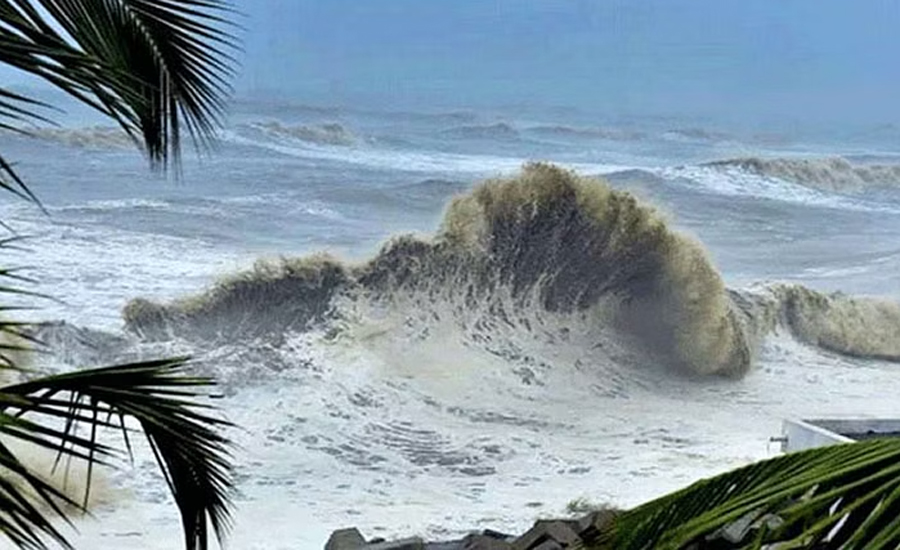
[1,97,899,549]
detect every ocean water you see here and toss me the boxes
[2,99,900,549]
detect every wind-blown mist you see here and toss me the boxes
[122,164,900,386]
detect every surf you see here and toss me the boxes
[704,156,900,194]
[116,162,900,390]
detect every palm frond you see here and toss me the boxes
[0,86,53,204]
[0,3,239,549]
[0,153,39,205]
[0,439,81,550]
[0,237,51,371]
[0,357,234,550]
[0,0,238,172]
[594,438,900,550]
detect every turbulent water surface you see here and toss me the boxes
[2,100,900,549]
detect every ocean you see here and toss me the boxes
[1,98,900,549]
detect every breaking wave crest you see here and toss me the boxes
[705,157,900,193]
[19,126,134,149]
[122,164,900,384]
[763,285,900,361]
[247,121,357,146]
[527,125,645,141]
[441,122,520,140]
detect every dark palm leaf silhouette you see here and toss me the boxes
[592,438,900,550]
[0,1,238,548]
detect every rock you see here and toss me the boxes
[326,528,367,550]
[462,533,512,549]
[575,509,619,543]
[369,536,426,550]
[511,520,580,550]
[323,512,617,550]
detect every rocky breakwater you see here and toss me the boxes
[324,509,618,550]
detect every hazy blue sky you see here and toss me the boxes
[5,1,900,126]
[229,0,900,125]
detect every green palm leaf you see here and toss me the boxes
[0,357,234,550]
[0,242,236,550]
[592,438,900,550]
[0,435,83,550]
[0,0,238,174]
[0,87,55,202]
[0,2,239,548]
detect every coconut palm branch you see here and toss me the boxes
[0,1,238,549]
[0,0,239,181]
[593,438,900,550]
[0,358,233,550]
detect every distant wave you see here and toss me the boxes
[9,126,134,150]
[120,164,900,390]
[705,157,900,193]
[761,284,900,361]
[232,98,480,124]
[651,164,869,210]
[49,198,172,214]
[663,128,732,143]
[247,121,357,146]
[441,122,520,140]
[844,153,900,165]
[225,128,628,175]
[640,158,900,213]
[527,125,645,141]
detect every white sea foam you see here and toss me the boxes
[56,316,900,550]
[707,156,900,193]
[0,205,253,330]
[222,130,631,175]
[5,116,900,550]
[33,165,896,550]
[14,126,134,150]
[654,165,900,213]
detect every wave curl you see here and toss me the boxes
[122,164,900,382]
[705,157,900,193]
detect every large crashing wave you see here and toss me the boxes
[705,157,900,193]
[123,163,900,380]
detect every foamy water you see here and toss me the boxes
[1,100,900,549]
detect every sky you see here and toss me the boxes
[4,1,900,127]
[230,0,900,123]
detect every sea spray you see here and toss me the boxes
[768,284,900,361]
[430,163,752,376]
[123,164,753,377]
[121,163,900,383]
[124,253,350,342]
